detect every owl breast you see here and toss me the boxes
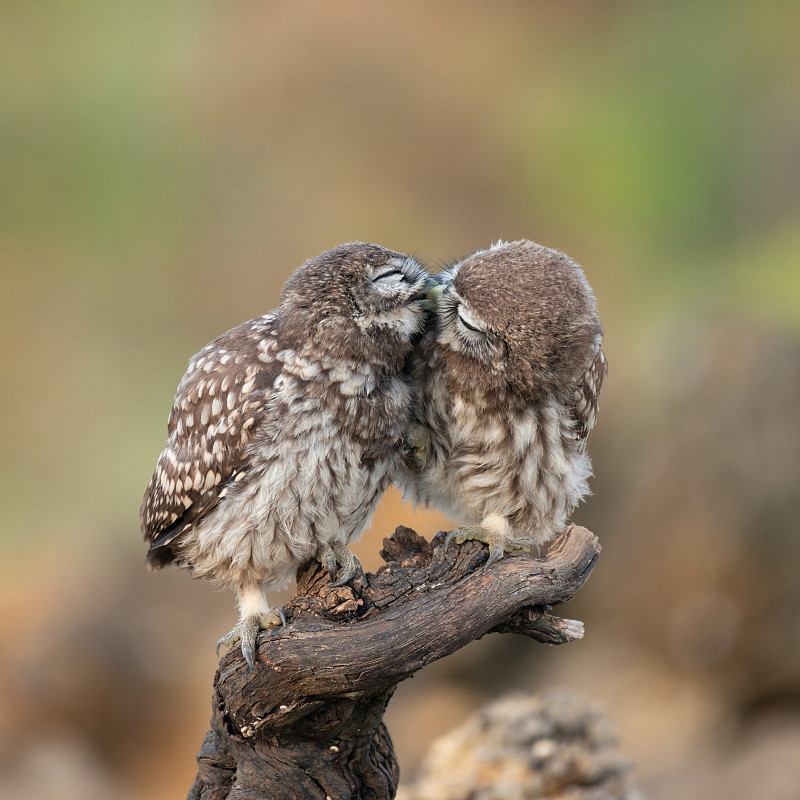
[181,355,409,592]
[416,369,592,545]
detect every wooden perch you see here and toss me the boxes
[188,524,600,800]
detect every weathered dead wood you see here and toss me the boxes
[188,524,600,800]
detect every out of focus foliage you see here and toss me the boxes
[1,3,798,799]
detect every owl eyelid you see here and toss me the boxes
[372,269,404,283]
[457,312,484,334]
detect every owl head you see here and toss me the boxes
[278,242,433,367]
[433,240,603,403]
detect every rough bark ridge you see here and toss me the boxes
[188,524,600,800]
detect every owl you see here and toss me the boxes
[141,242,434,668]
[401,239,606,565]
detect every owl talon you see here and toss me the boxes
[241,633,257,671]
[318,545,338,580]
[505,537,539,556]
[446,526,488,550]
[215,629,237,658]
[319,541,363,587]
[446,525,538,571]
[444,529,461,550]
[484,544,506,570]
[318,543,360,584]
[330,552,362,587]
[216,609,285,670]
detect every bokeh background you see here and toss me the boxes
[2,2,799,798]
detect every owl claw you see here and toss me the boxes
[484,543,506,569]
[216,608,286,670]
[446,525,538,572]
[444,528,461,550]
[319,542,362,587]
[241,632,257,671]
[330,551,362,587]
[319,545,338,580]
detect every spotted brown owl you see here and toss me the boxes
[141,242,434,668]
[401,240,606,564]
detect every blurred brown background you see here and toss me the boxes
[2,2,799,798]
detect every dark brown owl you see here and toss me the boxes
[401,240,606,564]
[141,243,434,668]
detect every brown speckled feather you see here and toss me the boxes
[140,314,280,565]
[140,243,434,593]
[571,344,607,447]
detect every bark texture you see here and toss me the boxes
[188,524,600,800]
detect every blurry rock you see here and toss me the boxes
[397,690,641,800]
[596,321,800,707]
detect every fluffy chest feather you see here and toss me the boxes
[419,370,591,541]
[187,352,410,588]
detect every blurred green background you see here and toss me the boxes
[2,2,799,799]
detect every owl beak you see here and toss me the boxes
[420,279,444,312]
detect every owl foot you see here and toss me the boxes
[319,541,363,587]
[216,608,286,671]
[330,551,362,587]
[446,525,538,570]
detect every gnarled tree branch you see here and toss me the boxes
[188,524,600,800]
